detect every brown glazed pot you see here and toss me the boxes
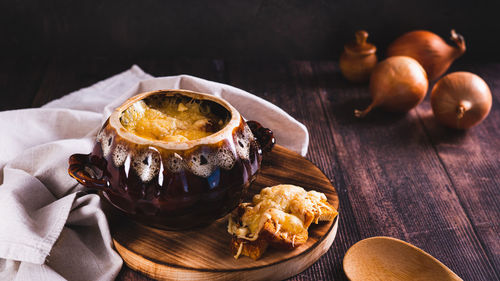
[68,89,275,230]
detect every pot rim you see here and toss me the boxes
[109,89,241,150]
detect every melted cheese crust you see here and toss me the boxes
[228,184,335,241]
[121,99,225,142]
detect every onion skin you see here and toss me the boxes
[431,72,492,129]
[355,56,428,117]
[387,30,466,81]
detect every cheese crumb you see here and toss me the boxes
[178,103,188,112]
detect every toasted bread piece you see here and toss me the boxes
[316,203,338,223]
[259,218,309,249]
[231,237,269,260]
[228,184,338,260]
[289,189,338,228]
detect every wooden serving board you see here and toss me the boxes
[108,145,339,281]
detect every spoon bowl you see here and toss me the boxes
[343,236,463,281]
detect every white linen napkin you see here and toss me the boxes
[0,65,309,281]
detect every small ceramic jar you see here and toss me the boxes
[68,90,274,230]
[339,30,377,83]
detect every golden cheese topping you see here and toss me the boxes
[228,184,335,241]
[120,99,226,142]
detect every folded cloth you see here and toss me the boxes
[0,65,309,281]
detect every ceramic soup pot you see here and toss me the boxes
[68,89,274,230]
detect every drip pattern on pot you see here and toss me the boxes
[96,124,255,182]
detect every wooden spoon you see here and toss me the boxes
[343,236,463,281]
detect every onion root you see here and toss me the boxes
[354,104,374,118]
[456,101,472,119]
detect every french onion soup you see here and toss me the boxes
[120,94,230,142]
[69,89,275,230]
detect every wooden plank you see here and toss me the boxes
[0,56,47,111]
[416,62,500,277]
[224,60,362,281]
[306,60,498,281]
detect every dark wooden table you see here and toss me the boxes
[2,57,499,281]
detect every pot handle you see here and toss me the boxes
[247,121,275,153]
[68,153,108,190]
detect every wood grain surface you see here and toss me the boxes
[2,57,499,281]
[108,145,339,281]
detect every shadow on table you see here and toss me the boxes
[329,95,409,127]
[418,111,469,145]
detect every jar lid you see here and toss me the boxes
[344,30,376,55]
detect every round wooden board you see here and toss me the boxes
[108,145,340,281]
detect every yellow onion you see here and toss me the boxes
[387,30,466,81]
[355,56,428,117]
[431,72,492,129]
